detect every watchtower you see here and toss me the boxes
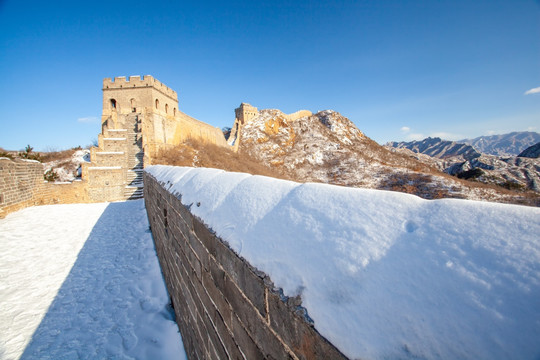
[227,103,259,150]
[234,103,259,125]
[83,75,229,202]
[102,75,178,128]
[84,75,181,201]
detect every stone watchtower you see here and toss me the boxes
[82,75,229,202]
[101,75,179,131]
[228,103,259,151]
[82,75,180,201]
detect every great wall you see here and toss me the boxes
[0,75,345,359]
[0,75,317,216]
[1,75,240,214]
[2,76,539,359]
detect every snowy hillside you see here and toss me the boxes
[240,109,431,187]
[148,165,540,360]
[238,108,538,205]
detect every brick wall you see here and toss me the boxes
[0,158,44,217]
[144,171,347,360]
[0,158,90,218]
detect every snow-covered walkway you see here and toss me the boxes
[0,200,186,360]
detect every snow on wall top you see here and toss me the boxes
[146,165,540,360]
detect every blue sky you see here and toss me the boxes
[0,0,539,151]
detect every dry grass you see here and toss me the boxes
[40,149,78,163]
[153,140,291,180]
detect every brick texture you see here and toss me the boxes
[144,171,348,360]
[0,158,89,218]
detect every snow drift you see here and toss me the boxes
[147,165,540,360]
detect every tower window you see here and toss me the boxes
[165,104,169,114]
[155,99,159,109]
[173,108,176,116]
[110,99,117,109]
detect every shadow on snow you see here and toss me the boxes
[20,200,180,360]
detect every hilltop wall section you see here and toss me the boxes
[174,111,228,147]
[228,103,312,151]
[144,171,346,360]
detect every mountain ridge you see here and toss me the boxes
[459,131,540,156]
[386,136,540,192]
[518,142,540,158]
[237,109,539,205]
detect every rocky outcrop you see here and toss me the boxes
[239,109,432,189]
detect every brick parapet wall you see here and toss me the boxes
[144,171,347,359]
[0,158,90,218]
[0,158,44,217]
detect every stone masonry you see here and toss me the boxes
[144,171,347,360]
[83,75,229,202]
[0,159,44,217]
[0,158,89,218]
[228,103,259,151]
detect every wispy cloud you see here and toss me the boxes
[402,129,464,141]
[430,132,464,141]
[400,126,423,140]
[524,87,540,95]
[406,133,425,141]
[77,116,99,123]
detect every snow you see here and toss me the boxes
[0,200,186,360]
[42,149,90,182]
[147,165,540,360]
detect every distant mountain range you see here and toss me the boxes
[386,137,480,160]
[386,133,540,192]
[459,132,540,156]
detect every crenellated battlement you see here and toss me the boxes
[103,75,178,100]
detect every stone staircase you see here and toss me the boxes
[84,114,145,201]
[123,115,144,200]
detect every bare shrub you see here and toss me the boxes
[379,172,452,200]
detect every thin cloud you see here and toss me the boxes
[524,87,540,95]
[400,126,410,133]
[77,116,99,123]
[429,132,464,141]
[406,133,424,141]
